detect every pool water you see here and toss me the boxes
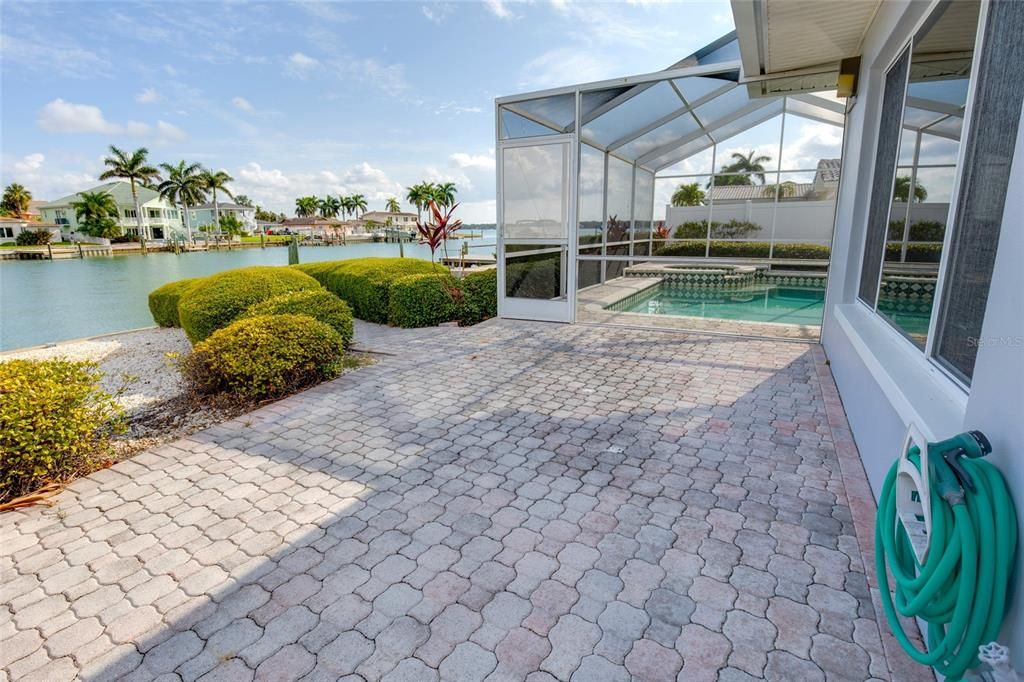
[622,285,827,326]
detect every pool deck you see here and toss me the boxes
[0,319,930,681]
[577,278,822,341]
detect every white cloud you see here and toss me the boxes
[450,151,495,170]
[0,33,111,79]
[519,48,617,89]
[0,153,101,203]
[238,162,291,188]
[485,0,515,20]
[287,51,320,77]
[232,161,407,215]
[136,87,160,104]
[232,96,255,113]
[422,3,454,24]
[155,121,187,145]
[38,99,137,135]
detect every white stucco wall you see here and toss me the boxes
[822,0,1024,669]
[666,200,838,242]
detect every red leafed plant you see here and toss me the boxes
[416,199,463,265]
[654,222,670,239]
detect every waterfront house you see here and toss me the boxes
[360,210,418,228]
[496,0,1023,663]
[0,217,62,245]
[188,202,257,234]
[38,181,184,241]
[276,216,346,238]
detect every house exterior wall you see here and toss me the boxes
[0,221,62,244]
[188,206,257,233]
[821,0,1024,666]
[666,200,838,242]
[40,189,184,240]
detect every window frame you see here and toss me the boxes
[856,0,989,392]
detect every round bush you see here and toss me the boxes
[242,289,354,348]
[294,258,447,323]
[183,314,345,400]
[458,268,497,326]
[148,277,203,328]
[388,273,462,328]
[0,359,124,503]
[178,266,321,342]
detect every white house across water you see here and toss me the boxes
[495,0,1024,667]
[37,181,184,241]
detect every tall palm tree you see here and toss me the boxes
[71,191,120,238]
[319,195,341,219]
[350,193,367,219]
[723,150,772,184]
[433,182,457,208]
[157,161,206,243]
[671,183,705,207]
[2,183,32,217]
[893,175,928,203]
[199,169,235,234]
[295,196,319,217]
[99,146,160,239]
[385,197,401,213]
[406,183,436,221]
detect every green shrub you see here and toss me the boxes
[653,240,831,260]
[242,289,354,347]
[505,253,561,299]
[672,219,762,240]
[885,242,943,263]
[148,277,203,328]
[295,258,447,323]
[183,314,344,400]
[458,268,497,326]
[887,219,946,242]
[178,266,321,342]
[15,229,53,246]
[388,274,462,328]
[0,359,124,503]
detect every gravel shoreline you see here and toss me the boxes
[2,327,193,414]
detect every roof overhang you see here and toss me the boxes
[731,0,880,95]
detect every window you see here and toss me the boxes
[148,209,161,219]
[124,209,137,219]
[859,0,1022,383]
[934,0,1024,383]
[0,227,13,238]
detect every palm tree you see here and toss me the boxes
[434,182,457,208]
[386,197,401,213]
[406,182,435,221]
[199,169,235,234]
[350,193,367,219]
[71,191,121,238]
[295,196,319,217]
[671,183,705,207]
[722,150,772,184]
[99,146,160,239]
[762,181,801,199]
[893,176,928,203]
[319,195,341,219]
[157,161,206,243]
[2,183,32,217]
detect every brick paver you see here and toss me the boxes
[1,319,924,681]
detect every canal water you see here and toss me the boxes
[1,234,495,350]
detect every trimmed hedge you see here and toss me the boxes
[885,242,943,263]
[293,258,447,324]
[673,219,762,240]
[654,240,831,260]
[178,266,321,342]
[183,314,345,400]
[458,268,498,326]
[887,219,946,242]
[242,289,354,348]
[388,274,462,328]
[148,277,203,328]
[0,359,124,503]
[506,253,561,299]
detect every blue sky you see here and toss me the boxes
[1,0,734,222]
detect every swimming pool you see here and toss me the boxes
[618,284,825,326]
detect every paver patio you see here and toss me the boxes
[2,320,927,681]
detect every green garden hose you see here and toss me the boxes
[876,431,1017,681]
